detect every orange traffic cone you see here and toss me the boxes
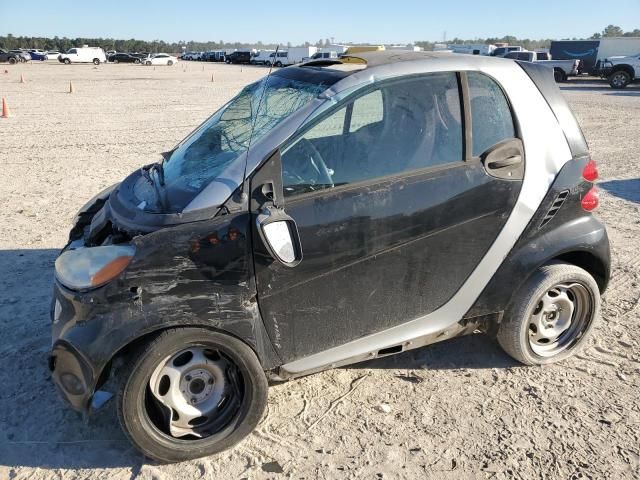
[20,74,25,83]
[1,98,10,118]
[69,81,74,93]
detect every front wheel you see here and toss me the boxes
[93,58,100,65]
[63,58,71,64]
[134,59,140,64]
[8,57,17,64]
[497,262,600,365]
[167,60,173,66]
[117,328,268,463]
[274,61,282,67]
[609,70,631,89]
[145,61,152,66]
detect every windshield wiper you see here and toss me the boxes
[140,163,168,211]
[150,162,165,186]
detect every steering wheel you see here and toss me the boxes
[295,138,334,188]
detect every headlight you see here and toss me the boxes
[55,245,135,291]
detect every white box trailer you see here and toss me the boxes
[597,37,640,60]
[448,43,495,56]
[282,46,318,65]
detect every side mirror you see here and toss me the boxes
[256,206,302,267]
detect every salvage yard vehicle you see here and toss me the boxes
[143,53,178,66]
[10,49,31,62]
[28,49,48,61]
[50,51,610,463]
[225,50,253,64]
[503,50,580,82]
[108,52,142,64]
[59,46,107,65]
[0,48,21,64]
[251,49,275,65]
[595,53,640,89]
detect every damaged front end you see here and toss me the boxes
[49,182,280,414]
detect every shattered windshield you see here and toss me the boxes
[148,74,327,212]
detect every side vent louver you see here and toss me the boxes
[540,190,569,228]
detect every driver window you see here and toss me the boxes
[281,72,464,197]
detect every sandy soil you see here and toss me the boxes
[0,62,638,480]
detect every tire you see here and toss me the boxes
[93,58,100,65]
[609,70,631,89]
[8,57,16,65]
[497,262,600,366]
[167,60,173,66]
[145,61,152,66]
[553,69,567,83]
[225,59,230,64]
[113,59,119,64]
[275,61,282,68]
[63,58,71,64]
[117,328,268,463]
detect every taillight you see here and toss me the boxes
[582,159,598,182]
[581,187,599,211]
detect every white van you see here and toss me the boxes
[251,50,275,65]
[59,46,107,65]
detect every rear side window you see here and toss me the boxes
[349,90,384,132]
[467,72,516,156]
[281,72,464,196]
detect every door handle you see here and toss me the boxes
[487,155,522,169]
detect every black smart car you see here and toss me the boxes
[50,51,610,462]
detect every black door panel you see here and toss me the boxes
[254,161,520,362]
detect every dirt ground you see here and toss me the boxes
[0,62,638,480]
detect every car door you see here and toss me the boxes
[251,71,524,363]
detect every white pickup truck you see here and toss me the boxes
[504,51,580,82]
[595,53,640,89]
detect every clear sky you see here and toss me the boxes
[1,0,639,44]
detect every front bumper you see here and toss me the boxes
[48,281,104,413]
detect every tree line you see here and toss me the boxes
[0,34,336,53]
[1,25,638,53]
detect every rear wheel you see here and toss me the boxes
[609,70,631,89]
[167,60,173,66]
[134,59,140,64]
[275,61,282,67]
[63,58,71,65]
[553,68,567,83]
[8,57,16,65]
[113,59,119,64]
[145,61,152,66]
[497,263,600,365]
[117,328,268,463]
[93,58,100,65]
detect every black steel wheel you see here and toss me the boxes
[497,263,600,365]
[117,328,268,463]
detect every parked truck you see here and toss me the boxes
[503,50,580,82]
[595,53,640,89]
[550,37,640,74]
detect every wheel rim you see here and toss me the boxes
[147,346,243,439]
[612,73,627,87]
[528,282,594,357]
